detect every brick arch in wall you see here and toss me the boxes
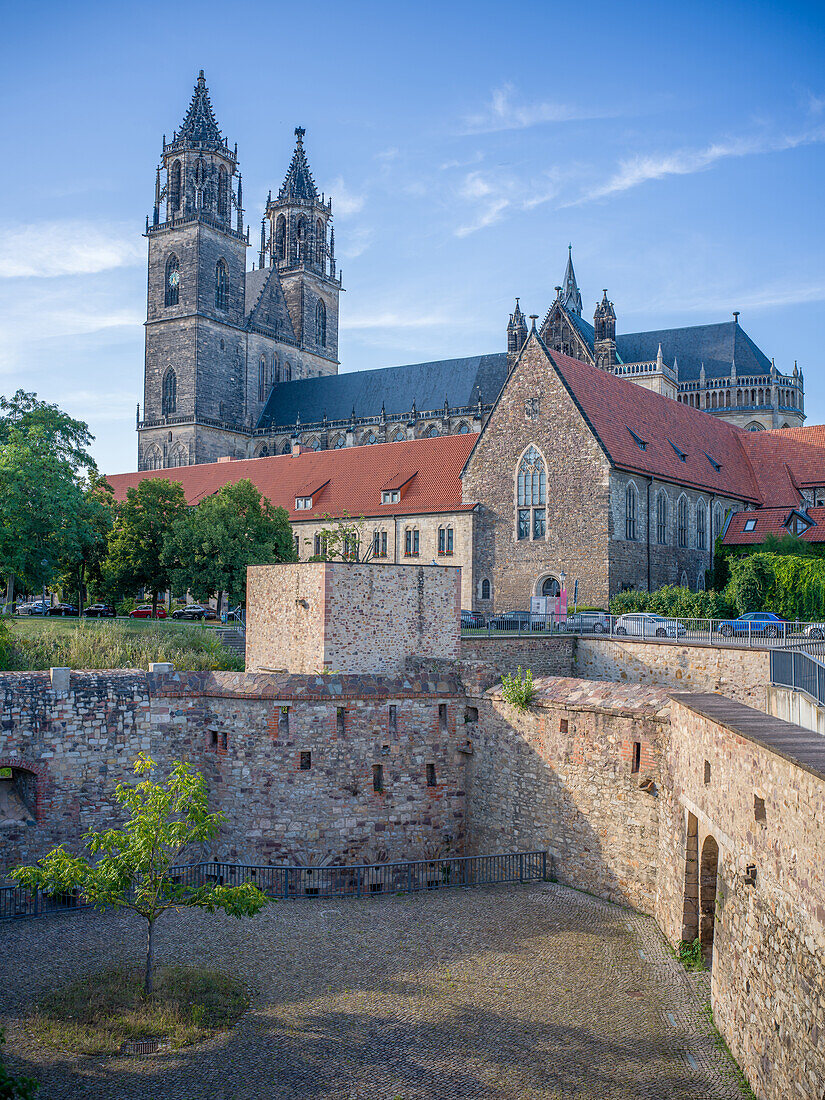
[0,756,49,822]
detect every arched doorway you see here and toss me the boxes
[699,835,719,967]
[540,576,561,598]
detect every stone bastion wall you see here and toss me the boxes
[0,668,469,871]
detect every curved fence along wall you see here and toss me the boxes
[0,670,467,872]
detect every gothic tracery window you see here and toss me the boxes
[677,496,689,548]
[656,492,668,545]
[170,161,181,212]
[165,254,180,307]
[215,259,228,311]
[162,369,177,417]
[145,446,162,471]
[275,215,286,261]
[625,483,638,541]
[516,445,547,540]
[217,165,228,216]
[695,500,707,549]
[316,218,324,265]
[258,357,268,403]
[316,299,327,347]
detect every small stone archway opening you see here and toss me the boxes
[699,834,720,967]
[538,575,561,598]
[681,812,699,943]
[0,766,37,824]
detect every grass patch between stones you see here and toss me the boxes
[26,966,248,1054]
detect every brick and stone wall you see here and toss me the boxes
[575,637,771,706]
[246,562,461,675]
[459,635,575,692]
[0,670,467,874]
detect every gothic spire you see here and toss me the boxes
[561,244,583,316]
[176,70,225,148]
[278,127,321,204]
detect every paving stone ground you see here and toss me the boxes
[0,883,746,1100]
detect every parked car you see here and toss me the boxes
[614,613,686,638]
[172,604,210,620]
[84,603,115,618]
[48,603,78,617]
[19,601,51,616]
[488,609,531,631]
[461,609,485,629]
[129,606,167,619]
[565,611,610,634]
[14,602,34,615]
[717,612,785,639]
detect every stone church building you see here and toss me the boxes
[137,72,804,473]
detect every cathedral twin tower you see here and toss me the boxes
[138,71,342,470]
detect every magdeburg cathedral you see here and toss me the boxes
[137,72,804,473]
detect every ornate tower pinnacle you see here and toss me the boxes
[507,297,529,370]
[593,289,616,371]
[561,244,583,316]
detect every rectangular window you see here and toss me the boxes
[405,529,419,556]
[373,530,381,558]
[381,531,388,557]
[373,764,384,793]
[278,706,290,736]
[293,535,300,558]
[382,489,400,504]
[517,509,530,540]
[208,729,218,751]
[438,527,454,555]
[754,794,766,822]
[744,518,757,532]
[219,731,228,752]
[426,763,436,787]
[631,742,641,774]
[300,751,311,770]
[533,508,546,539]
[389,705,397,733]
[704,760,711,785]
[439,703,448,732]
[295,497,313,510]
[559,718,568,734]
[336,707,345,735]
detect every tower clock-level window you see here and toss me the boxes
[275,214,286,261]
[165,255,180,307]
[316,300,327,347]
[217,165,228,217]
[516,445,547,540]
[170,160,181,212]
[316,218,324,265]
[215,260,228,311]
[162,369,177,417]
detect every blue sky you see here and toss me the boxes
[1,0,823,472]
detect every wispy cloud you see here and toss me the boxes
[338,226,373,260]
[327,177,365,217]
[646,279,825,316]
[570,127,825,205]
[0,221,144,278]
[454,169,560,236]
[462,82,618,135]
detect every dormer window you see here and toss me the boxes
[743,518,757,532]
[669,440,687,462]
[382,490,401,505]
[295,496,313,510]
[627,427,647,451]
[705,452,722,472]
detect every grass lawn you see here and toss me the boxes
[27,966,248,1054]
[2,617,244,672]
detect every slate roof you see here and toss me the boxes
[616,321,772,382]
[244,267,270,318]
[544,344,762,500]
[722,507,825,545]
[257,354,508,430]
[107,434,478,521]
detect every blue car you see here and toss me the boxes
[718,612,785,638]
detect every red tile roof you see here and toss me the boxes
[722,507,825,545]
[106,434,478,520]
[545,347,762,500]
[739,429,825,505]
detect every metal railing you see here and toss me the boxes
[462,611,825,650]
[0,851,546,920]
[770,647,825,707]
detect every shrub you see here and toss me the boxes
[0,1029,38,1097]
[609,585,734,619]
[501,667,534,710]
[676,937,705,972]
[726,553,825,620]
[0,619,10,668]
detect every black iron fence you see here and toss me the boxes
[0,851,547,920]
[770,648,825,707]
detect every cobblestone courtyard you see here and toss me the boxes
[0,883,745,1099]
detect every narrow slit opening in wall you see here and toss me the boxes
[388,705,397,733]
[373,764,384,793]
[439,703,448,732]
[426,763,436,787]
[754,795,766,823]
[219,731,227,752]
[464,706,478,724]
[209,730,218,750]
[336,707,345,735]
[704,760,711,785]
[560,718,568,734]
[300,751,311,771]
[631,742,641,774]
[279,706,289,735]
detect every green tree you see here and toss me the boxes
[102,480,188,616]
[303,512,373,563]
[161,479,295,615]
[11,755,267,997]
[55,472,116,613]
[0,391,98,610]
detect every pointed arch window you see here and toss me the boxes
[297,216,309,260]
[165,254,180,307]
[316,218,324,265]
[677,496,689,548]
[625,483,638,541]
[145,445,163,471]
[217,165,228,216]
[215,259,228,311]
[656,491,668,545]
[695,500,707,549]
[316,299,327,347]
[275,215,286,261]
[273,355,280,383]
[162,369,177,417]
[170,161,181,212]
[516,445,547,540]
[258,356,269,403]
[168,443,187,468]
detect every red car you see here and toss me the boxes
[129,606,167,619]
